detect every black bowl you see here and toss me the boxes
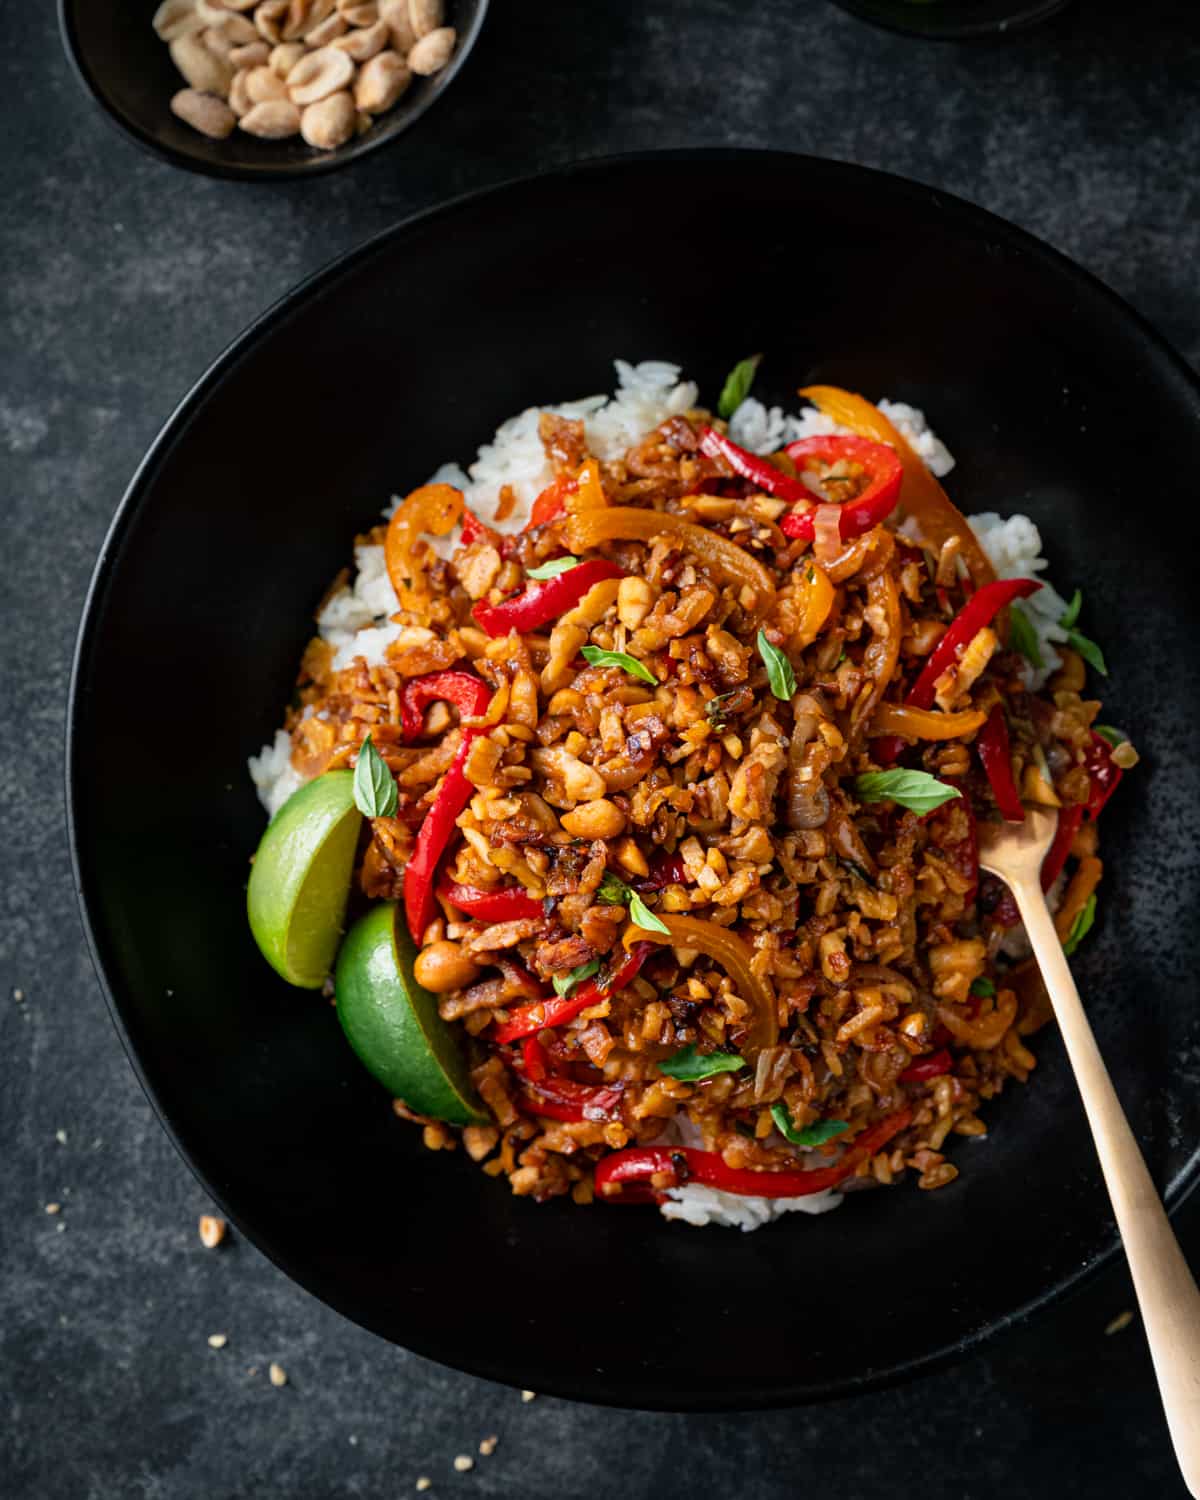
[68,150,1200,1409]
[828,0,1070,38]
[59,0,488,180]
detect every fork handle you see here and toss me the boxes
[1009,875,1200,1496]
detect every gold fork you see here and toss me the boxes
[979,805,1200,1496]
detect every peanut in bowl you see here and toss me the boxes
[58,0,488,178]
[67,151,1200,1407]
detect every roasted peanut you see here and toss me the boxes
[287,44,355,102]
[170,32,235,94]
[154,0,206,42]
[407,25,455,74]
[245,63,289,100]
[407,0,442,37]
[299,89,357,147]
[413,940,482,993]
[337,0,378,19]
[253,0,288,42]
[228,67,253,113]
[229,39,271,65]
[561,798,626,840]
[170,87,237,136]
[281,0,336,40]
[332,17,389,59]
[354,49,411,111]
[269,40,306,74]
[378,0,415,51]
[238,97,301,134]
[617,576,655,630]
[306,10,347,44]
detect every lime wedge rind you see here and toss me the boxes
[335,902,486,1126]
[247,770,361,989]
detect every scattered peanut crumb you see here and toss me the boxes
[1106,1309,1134,1335]
[247,1366,259,1377]
[453,1456,474,1473]
[268,1362,288,1387]
[478,1436,498,1457]
[208,1334,228,1349]
[13,988,24,1002]
[520,1389,536,1403]
[349,1436,358,1446]
[45,1203,61,1216]
[416,1480,432,1493]
[198,1214,227,1249]
[56,1222,66,1234]
[55,1130,68,1146]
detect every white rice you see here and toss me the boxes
[659,1180,842,1229]
[247,360,1068,1230]
[965,512,1071,689]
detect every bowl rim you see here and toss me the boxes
[66,147,1200,1409]
[826,0,1071,40]
[56,0,490,181]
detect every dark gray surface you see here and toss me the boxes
[3,1,1198,1495]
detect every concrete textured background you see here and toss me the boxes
[3,1,1199,1495]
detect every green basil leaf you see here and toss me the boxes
[854,770,962,816]
[770,1102,850,1147]
[1063,892,1098,957]
[596,872,633,906]
[970,976,996,998]
[353,732,398,819]
[717,353,762,420]
[628,891,670,936]
[1059,588,1082,629]
[1065,628,1108,677]
[658,1044,746,1081]
[525,555,581,581]
[552,958,601,997]
[756,630,796,701]
[581,645,659,686]
[1093,724,1126,747]
[1007,604,1042,668]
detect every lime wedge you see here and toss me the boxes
[335,903,486,1125]
[247,770,362,989]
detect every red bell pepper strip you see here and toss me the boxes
[437,880,545,923]
[1083,731,1123,820]
[908,578,1042,710]
[525,473,577,531]
[399,670,492,740]
[514,1036,625,1123]
[874,577,1044,767]
[977,705,1025,822]
[697,427,813,504]
[473,558,624,638]
[595,1108,913,1203]
[899,1049,954,1083]
[491,943,652,1045]
[404,737,479,942]
[1040,803,1083,894]
[778,436,903,542]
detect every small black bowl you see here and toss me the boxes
[59,0,488,180]
[828,0,1070,39]
[69,150,1200,1408]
